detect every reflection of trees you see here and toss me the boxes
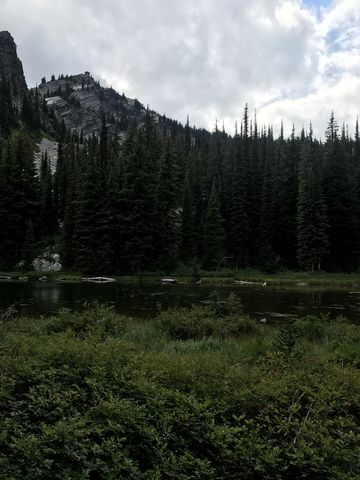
[311,289,322,306]
[33,285,61,303]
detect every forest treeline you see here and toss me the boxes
[0,76,360,274]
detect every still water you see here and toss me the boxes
[1,280,360,322]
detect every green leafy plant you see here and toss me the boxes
[273,321,301,356]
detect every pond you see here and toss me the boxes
[1,280,360,322]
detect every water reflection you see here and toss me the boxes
[32,284,61,302]
[0,281,360,322]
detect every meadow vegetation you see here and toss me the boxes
[1,297,360,479]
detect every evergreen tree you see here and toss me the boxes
[297,130,328,271]
[202,180,225,270]
[229,126,250,267]
[21,219,35,270]
[0,79,16,136]
[323,113,358,270]
[272,127,299,267]
[354,119,360,264]
[0,132,39,269]
[180,174,196,262]
[72,145,98,273]
[118,128,157,273]
[257,129,277,270]
[39,152,57,235]
[156,134,179,271]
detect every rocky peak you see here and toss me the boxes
[0,31,28,103]
[34,72,152,138]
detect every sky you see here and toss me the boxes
[0,0,359,137]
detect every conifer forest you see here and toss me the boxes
[1,69,360,275]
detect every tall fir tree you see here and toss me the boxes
[297,129,328,271]
[202,180,225,270]
[180,173,197,262]
[229,114,250,267]
[39,152,57,235]
[155,134,179,271]
[323,113,358,270]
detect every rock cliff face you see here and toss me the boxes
[34,73,160,138]
[0,30,181,142]
[0,31,28,103]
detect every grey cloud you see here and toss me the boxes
[0,0,358,134]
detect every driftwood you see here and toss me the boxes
[82,277,116,284]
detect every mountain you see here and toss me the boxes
[0,30,185,142]
[33,72,178,138]
[0,31,28,105]
[0,29,191,169]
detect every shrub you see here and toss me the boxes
[158,305,215,340]
[159,304,257,340]
[2,307,360,479]
[295,315,328,342]
[46,303,126,338]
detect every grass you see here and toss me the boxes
[1,303,360,478]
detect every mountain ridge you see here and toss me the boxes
[0,31,28,104]
[0,30,192,141]
[32,72,154,138]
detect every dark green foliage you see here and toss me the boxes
[202,180,225,270]
[21,219,35,270]
[207,290,244,316]
[117,125,158,273]
[71,143,99,273]
[155,135,179,270]
[180,174,197,262]
[272,129,299,267]
[52,110,360,274]
[1,305,360,479]
[273,320,301,356]
[297,132,328,271]
[160,292,253,341]
[2,71,360,276]
[295,314,328,342]
[229,127,250,267]
[323,115,358,270]
[39,152,57,235]
[0,132,39,269]
[257,130,278,271]
[0,78,16,136]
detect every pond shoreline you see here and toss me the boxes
[1,270,360,287]
[1,276,360,321]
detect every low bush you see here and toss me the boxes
[295,314,329,342]
[46,303,126,339]
[158,304,258,340]
[1,304,360,479]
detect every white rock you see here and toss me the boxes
[33,252,62,272]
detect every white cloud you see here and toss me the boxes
[0,0,359,137]
[258,74,360,137]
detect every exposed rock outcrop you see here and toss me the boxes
[34,138,59,173]
[0,30,184,144]
[0,31,28,104]
[33,72,156,137]
[33,252,62,273]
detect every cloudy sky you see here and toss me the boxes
[1,0,359,137]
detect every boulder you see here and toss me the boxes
[33,251,62,272]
